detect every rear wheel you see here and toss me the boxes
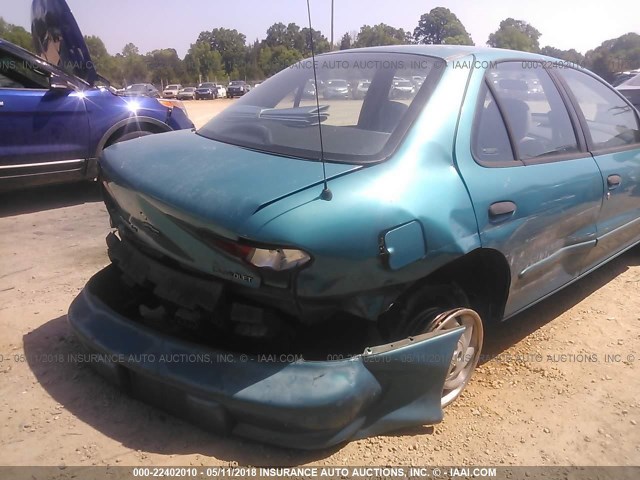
[382,284,483,407]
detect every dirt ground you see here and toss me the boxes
[0,99,638,467]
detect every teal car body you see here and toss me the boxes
[69,45,640,449]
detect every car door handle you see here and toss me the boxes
[0,100,4,107]
[488,201,517,222]
[607,174,621,190]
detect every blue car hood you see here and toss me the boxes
[100,130,361,232]
[31,0,97,85]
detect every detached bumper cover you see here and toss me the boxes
[68,267,463,449]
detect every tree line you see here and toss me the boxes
[1,7,639,87]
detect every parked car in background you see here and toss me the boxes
[352,79,371,99]
[120,83,161,98]
[227,80,249,98]
[162,84,182,98]
[0,0,193,192]
[617,72,640,110]
[195,82,218,100]
[177,87,196,100]
[70,45,640,450]
[301,79,317,99]
[215,84,227,98]
[612,69,640,87]
[323,78,349,99]
[390,77,416,99]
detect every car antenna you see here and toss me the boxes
[306,0,332,201]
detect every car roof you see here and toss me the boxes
[321,44,563,64]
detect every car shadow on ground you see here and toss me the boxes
[22,245,639,464]
[0,181,102,218]
[481,245,640,362]
[23,315,340,465]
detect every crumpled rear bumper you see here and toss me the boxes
[68,266,463,449]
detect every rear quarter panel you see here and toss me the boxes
[245,61,480,301]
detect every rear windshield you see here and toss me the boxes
[199,83,215,88]
[198,52,444,163]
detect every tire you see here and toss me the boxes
[382,284,483,407]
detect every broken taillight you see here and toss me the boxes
[211,238,310,272]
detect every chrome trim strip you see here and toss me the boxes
[0,159,85,170]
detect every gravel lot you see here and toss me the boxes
[0,98,638,467]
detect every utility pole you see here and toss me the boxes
[331,0,334,50]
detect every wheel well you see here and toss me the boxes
[407,249,511,324]
[103,122,166,150]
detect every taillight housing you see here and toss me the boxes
[212,238,311,272]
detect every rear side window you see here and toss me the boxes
[473,83,515,163]
[558,68,640,149]
[488,62,579,160]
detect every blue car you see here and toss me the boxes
[0,0,193,192]
[70,45,640,449]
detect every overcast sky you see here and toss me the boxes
[3,0,639,57]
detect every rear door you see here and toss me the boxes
[455,60,603,318]
[0,46,89,182]
[555,67,640,268]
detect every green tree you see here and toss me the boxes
[258,45,302,77]
[300,27,331,55]
[265,22,306,52]
[199,28,247,75]
[286,23,305,52]
[584,33,640,81]
[487,18,541,52]
[146,48,185,87]
[122,43,140,57]
[84,35,123,83]
[184,41,224,83]
[339,32,352,50]
[243,39,264,81]
[265,22,287,47]
[0,17,33,51]
[540,46,584,65]
[118,43,148,85]
[413,7,473,45]
[353,24,409,48]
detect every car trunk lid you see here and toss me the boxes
[100,130,360,280]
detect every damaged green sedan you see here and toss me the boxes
[69,45,640,449]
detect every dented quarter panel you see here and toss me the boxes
[245,62,480,300]
[454,53,605,318]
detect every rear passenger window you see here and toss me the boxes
[558,68,640,149]
[473,83,515,163]
[489,62,579,160]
